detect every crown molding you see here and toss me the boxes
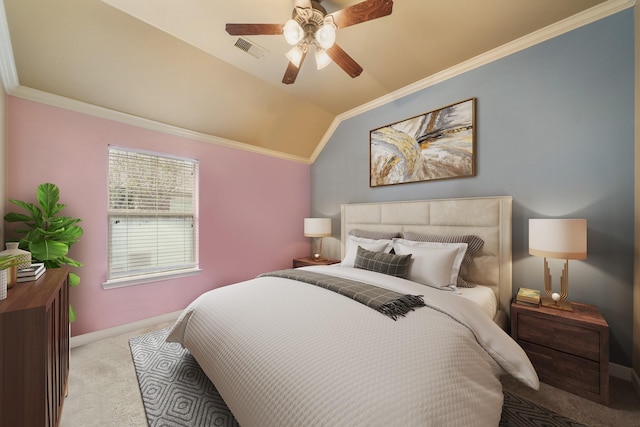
[0,0,632,165]
[0,1,308,164]
[310,0,635,163]
[0,0,18,94]
[9,86,311,164]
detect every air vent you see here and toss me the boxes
[234,37,269,59]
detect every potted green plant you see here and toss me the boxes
[4,183,83,321]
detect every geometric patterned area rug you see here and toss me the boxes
[130,328,586,427]
[129,328,239,427]
[499,392,587,427]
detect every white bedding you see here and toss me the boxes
[458,284,498,319]
[168,266,538,427]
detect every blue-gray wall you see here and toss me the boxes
[311,10,635,366]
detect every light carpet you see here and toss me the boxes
[130,327,587,427]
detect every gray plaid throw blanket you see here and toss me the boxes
[259,269,426,320]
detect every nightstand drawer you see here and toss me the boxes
[516,312,600,361]
[520,341,601,395]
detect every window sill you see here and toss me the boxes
[102,267,202,290]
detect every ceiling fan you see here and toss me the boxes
[226,0,394,84]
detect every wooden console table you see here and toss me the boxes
[0,267,70,426]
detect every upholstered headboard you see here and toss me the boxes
[340,196,513,321]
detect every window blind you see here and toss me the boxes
[108,147,199,280]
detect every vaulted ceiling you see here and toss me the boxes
[3,0,615,161]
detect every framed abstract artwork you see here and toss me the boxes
[370,98,476,187]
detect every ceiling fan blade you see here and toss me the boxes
[282,50,308,85]
[225,23,283,36]
[326,44,363,78]
[329,0,393,29]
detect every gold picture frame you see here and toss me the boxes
[370,98,476,187]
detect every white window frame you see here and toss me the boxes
[104,146,200,289]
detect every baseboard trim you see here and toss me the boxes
[610,362,629,380]
[609,361,640,389]
[70,310,182,349]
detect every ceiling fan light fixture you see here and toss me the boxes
[283,19,304,45]
[315,48,332,70]
[226,0,394,85]
[286,45,306,68]
[315,22,336,49]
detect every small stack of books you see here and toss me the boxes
[516,287,540,307]
[17,263,46,283]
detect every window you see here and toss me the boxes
[106,146,199,288]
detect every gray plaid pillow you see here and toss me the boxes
[354,246,412,279]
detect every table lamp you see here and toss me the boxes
[304,218,331,260]
[529,218,587,311]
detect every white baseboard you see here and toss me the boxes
[609,361,640,396]
[610,362,631,380]
[70,310,182,349]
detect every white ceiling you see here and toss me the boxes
[3,0,617,160]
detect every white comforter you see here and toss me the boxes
[167,266,539,427]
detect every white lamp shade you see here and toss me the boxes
[286,45,305,68]
[283,19,304,45]
[304,218,331,237]
[315,48,332,70]
[529,218,587,260]
[315,23,336,49]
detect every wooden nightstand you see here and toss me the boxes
[292,256,340,268]
[511,301,609,405]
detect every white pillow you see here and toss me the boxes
[392,239,468,289]
[341,235,393,267]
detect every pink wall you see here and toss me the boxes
[5,96,311,336]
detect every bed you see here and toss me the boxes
[167,196,539,426]
[340,196,513,329]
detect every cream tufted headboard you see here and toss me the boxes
[340,196,513,323]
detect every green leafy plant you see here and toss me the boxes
[4,183,83,321]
